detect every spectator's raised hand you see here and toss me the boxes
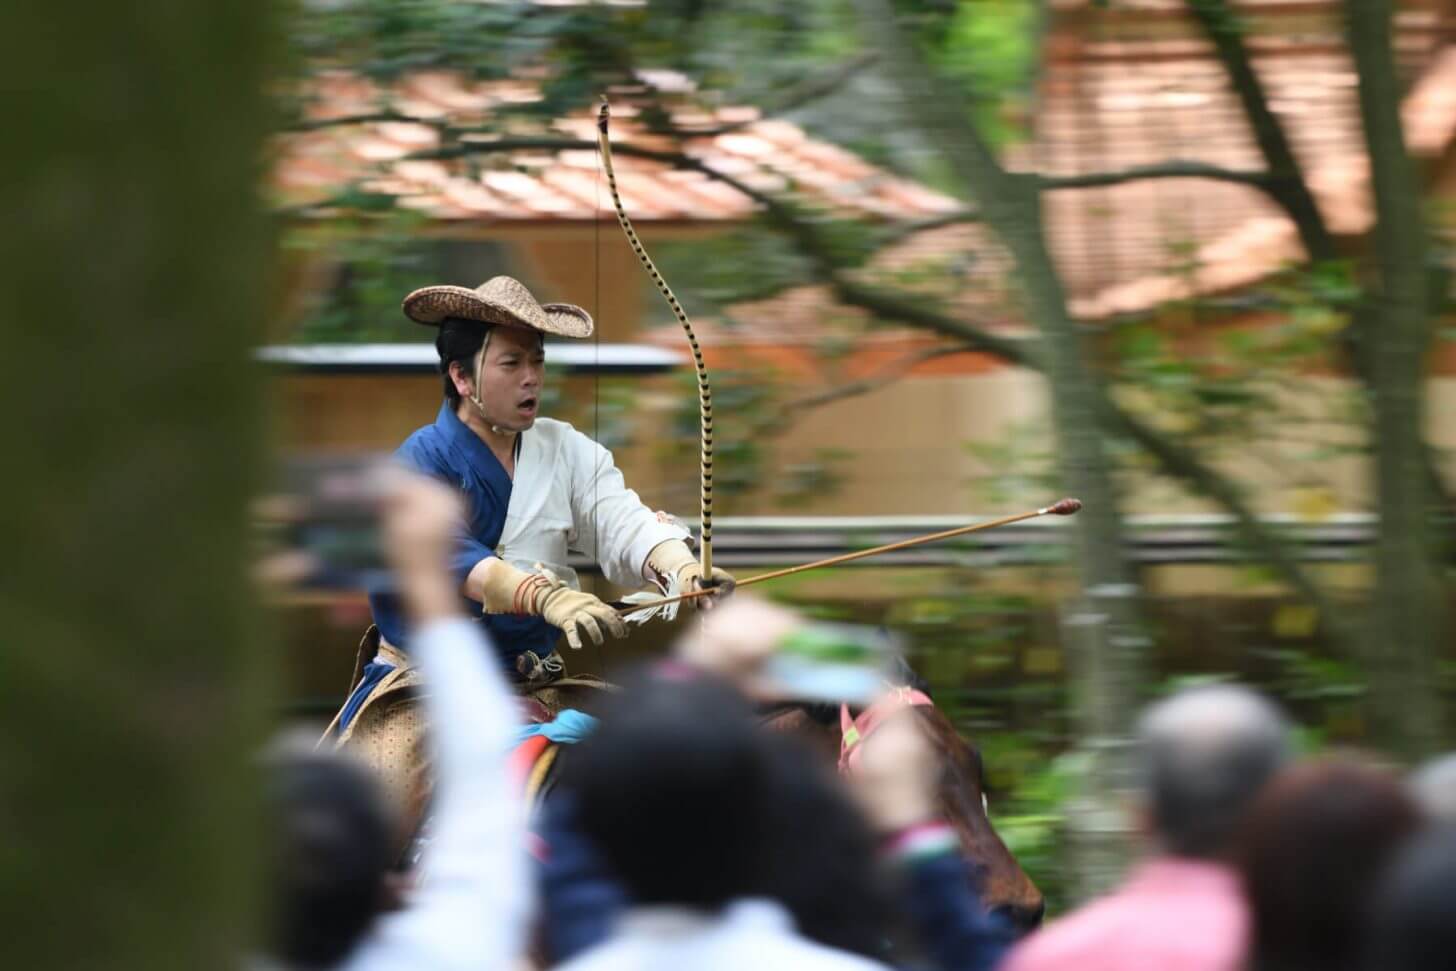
[381,471,465,625]
[674,594,800,697]
[850,708,940,833]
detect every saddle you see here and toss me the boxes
[321,624,610,861]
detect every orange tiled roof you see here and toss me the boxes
[276,70,962,224]
[1032,6,1456,317]
[649,4,1456,357]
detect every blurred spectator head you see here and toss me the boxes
[753,733,896,958]
[265,747,395,969]
[1136,683,1292,858]
[1364,826,1456,971]
[1238,757,1421,971]
[566,670,771,909]
[1408,752,1456,824]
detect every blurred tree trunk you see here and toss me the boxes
[853,0,1148,896]
[0,2,277,967]
[1344,0,1448,758]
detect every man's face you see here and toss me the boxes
[457,325,545,432]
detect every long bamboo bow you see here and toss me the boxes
[596,99,715,578]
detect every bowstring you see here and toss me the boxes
[591,120,606,678]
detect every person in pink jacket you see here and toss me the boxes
[1001,685,1292,971]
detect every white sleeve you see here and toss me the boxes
[343,617,527,971]
[566,430,689,588]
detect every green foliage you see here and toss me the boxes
[963,417,1061,507]
[1105,261,1371,512]
[285,214,444,343]
[932,0,1039,146]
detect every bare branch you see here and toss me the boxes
[1099,400,1355,650]
[288,111,428,132]
[872,209,982,249]
[287,53,879,140]
[1185,0,1337,263]
[783,344,970,413]
[1036,160,1275,193]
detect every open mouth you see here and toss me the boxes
[517,396,539,415]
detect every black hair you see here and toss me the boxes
[565,671,769,909]
[1239,758,1420,971]
[562,666,898,957]
[1365,827,1456,971]
[435,317,492,407]
[265,751,393,969]
[752,735,899,958]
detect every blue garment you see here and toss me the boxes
[535,792,626,965]
[515,709,599,746]
[336,660,396,735]
[901,849,1013,971]
[369,402,561,669]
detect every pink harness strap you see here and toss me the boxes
[838,686,934,774]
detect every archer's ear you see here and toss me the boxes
[447,360,473,398]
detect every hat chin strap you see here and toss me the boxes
[465,330,512,436]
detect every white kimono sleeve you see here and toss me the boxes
[565,428,689,588]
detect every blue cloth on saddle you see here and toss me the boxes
[337,660,396,735]
[515,708,598,746]
[368,402,562,670]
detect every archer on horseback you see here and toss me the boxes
[320,275,734,837]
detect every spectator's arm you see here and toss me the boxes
[885,824,1013,971]
[535,791,627,964]
[346,478,527,971]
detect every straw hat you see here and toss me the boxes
[402,275,594,339]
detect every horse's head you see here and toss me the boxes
[909,704,1044,932]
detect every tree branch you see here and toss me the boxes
[1098,401,1357,653]
[782,344,970,413]
[1036,160,1276,193]
[288,111,428,132]
[1185,0,1337,263]
[287,54,879,140]
[872,209,982,249]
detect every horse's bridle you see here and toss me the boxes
[838,686,935,774]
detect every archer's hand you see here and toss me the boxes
[538,585,629,650]
[647,539,735,611]
[676,562,737,611]
[479,559,628,649]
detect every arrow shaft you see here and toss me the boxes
[619,500,1078,614]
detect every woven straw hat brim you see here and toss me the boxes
[402,281,593,339]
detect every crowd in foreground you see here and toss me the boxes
[260,473,1456,971]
